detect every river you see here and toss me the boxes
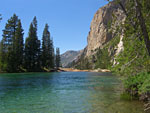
[0,72,146,113]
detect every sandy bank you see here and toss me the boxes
[59,68,111,73]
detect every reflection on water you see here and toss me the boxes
[0,72,146,113]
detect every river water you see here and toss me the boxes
[0,72,146,113]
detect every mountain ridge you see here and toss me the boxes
[61,50,83,67]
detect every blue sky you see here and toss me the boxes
[0,0,108,54]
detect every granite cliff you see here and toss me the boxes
[71,0,126,69]
[86,0,126,57]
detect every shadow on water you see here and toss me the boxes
[0,72,146,113]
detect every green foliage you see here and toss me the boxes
[139,77,150,94]
[124,72,150,96]
[108,0,150,103]
[94,33,121,69]
[111,0,150,75]
[14,20,24,70]
[55,48,61,68]
[0,14,24,72]
[111,35,150,75]
[75,57,92,70]
[24,17,41,72]
[0,15,57,72]
[72,51,92,70]
[41,24,54,69]
[95,48,112,69]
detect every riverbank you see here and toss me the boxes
[59,68,111,72]
[0,68,111,73]
[0,68,61,73]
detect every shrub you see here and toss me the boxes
[124,72,150,98]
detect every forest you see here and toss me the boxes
[0,14,61,73]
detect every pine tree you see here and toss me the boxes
[24,17,41,72]
[41,24,50,68]
[41,24,54,69]
[49,38,55,68]
[14,20,24,70]
[55,47,61,69]
[0,14,24,72]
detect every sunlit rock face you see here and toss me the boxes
[71,0,126,68]
[85,0,126,57]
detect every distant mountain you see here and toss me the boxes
[61,50,82,67]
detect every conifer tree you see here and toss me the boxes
[41,24,54,69]
[0,14,24,72]
[14,20,24,70]
[24,17,41,71]
[41,24,50,68]
[49,38,55,68]
[55,47,61,69]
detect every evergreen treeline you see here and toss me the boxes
[0,14,61,72]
